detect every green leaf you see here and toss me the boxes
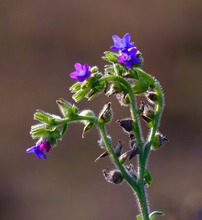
[61,123,68,136]
[149,211,165,220]
[144,169,152,187]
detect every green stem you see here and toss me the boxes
[100,76,143,149]
[100,75,150,220]
[59,71,164,220]
[53,115,97,125]
[98,122,138,191]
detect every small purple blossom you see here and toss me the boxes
[70,63,91,82]
[26,140,51,159]
[110,33,135,51]
[117,48,140,69]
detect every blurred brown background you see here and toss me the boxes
[0,0,202,219]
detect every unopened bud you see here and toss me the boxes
[117,118,133,133]
[90,66,99,73]
[30,123,46,138]
[56,98,78,117]
[34,110,61,125]
[69,82,82,92]
[72,89,89,102]
[86,90,100,101]
[132,77,148,94]
[103,169,123,184]
[98,103,112,124]
[103,51,118,63]
[151,133,168,150]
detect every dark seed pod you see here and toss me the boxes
[117,118,133,133]
[103,169,123,184]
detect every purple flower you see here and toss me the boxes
[26,140,51,159]
[110,33,135,51]
[117,48,140,69]
[70,63,91,82]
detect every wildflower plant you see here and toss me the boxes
[27,33,168,220]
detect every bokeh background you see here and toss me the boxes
[1,0,202,219]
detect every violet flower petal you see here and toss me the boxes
[110,33,134,51]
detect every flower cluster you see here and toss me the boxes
[27,32,167,220]
[69,33,141,82]
[110,33,141,69]
[26,140,51,159]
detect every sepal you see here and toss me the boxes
[149,211,165,220]
[102,51,118,63]
[151,133,168,150]
[72,89,89,102]
[30,123,62,146]
[56,98,78,118]
[34,110,61,125]
[132,77,149,94]
[144,169,152,187]
[79,110,96,137]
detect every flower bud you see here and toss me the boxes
[102,51,118,63]
[151,133,168,150]
[132,77,148,94]
[98,103,113,124]
[30,123,46,138]
[103,169,123,184]
[56,98,78,117]
[72,89,89,102]
[34,110,61,125]
[86,89,100,101]
[117,118,133,133]
[69,82,82,92]
[90,66,99,73]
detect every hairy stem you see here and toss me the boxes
[98,122,138,191]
